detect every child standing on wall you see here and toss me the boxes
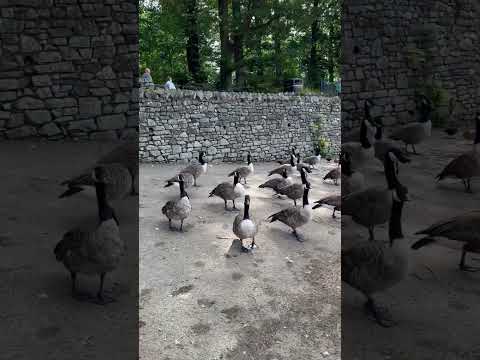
[164,77,176,90]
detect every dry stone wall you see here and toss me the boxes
[342,0,480,132]
[0,0,139,141]
[139,89,340,163]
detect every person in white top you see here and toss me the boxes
[164,77,176,90]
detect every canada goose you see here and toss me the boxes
[341,111,377,171]
[313,194,341,218]
[342,149,410,241]
[258,168,293,195]
[164,171,195,189]
[436,113,480,192]
[342,99,377,143]
[233,195,258,252]
[267,182,313,241]
[323,162,341,185]
[59,163,132,201]
[412,210,480,272]
[295,154,312,174]
[181,151,208,186]
[162,174,192,231]
[342,195,408,327]
[277,147,298,165]
[59,141,138,198]
[268,154,296,177]
[303,148,322,169]
[373,123,406,169]
[228,152,254,184]
[277,166,309,206]
[209,171,245,210]
[341,152,365,196]
[389,95,432,154]
[54,167,124,304]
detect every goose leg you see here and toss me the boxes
[94,273,115,305]
[332,209,336,218]
[250,237,256,249]
[168,219,172,230]
[294,199,297,206]
[459,244,480,272]
[368,227,375,241]
[70,271,92,301]
[224,200,228,210]
[180,220,184,232]
[467,179,473,193]
[412,144,419,155]
[364,297,396,327]
[232,200,238,210]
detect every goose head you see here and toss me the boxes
[199,151,206,165]
[300,166,308,184]
[93,167,119,226]
[303,181,311,207]
[389,192,406,246]
[282,168,288,179]
[384,150,410,201]
[178,174,189,199]
[233,171,240,186]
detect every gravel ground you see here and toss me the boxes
[139,160,341,360]
[341,129,480,359]
[0,140,138,360]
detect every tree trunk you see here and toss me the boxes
[185,0,203,83]
[232,0,245,89]
[308,0,320,89]
[218,0,232,90]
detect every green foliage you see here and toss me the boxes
[310,116,332,157]
[139,0,340,92]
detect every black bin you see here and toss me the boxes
[284,78,303,94]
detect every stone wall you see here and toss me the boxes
[139,89,340,163]
[342,0,480,132]
[0,0,139,141]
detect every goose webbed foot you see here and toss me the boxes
[168,219,173,230]
[293,230,305,242]
[93,273,116,305]
[364,298,396,328]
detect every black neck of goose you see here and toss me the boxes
[389,199,404,246]
[342,156,353,176]
[243,201,250,220]
[247,154,251,164]
[474,114,480,145]
[199,152,205,165]
[290,154,295,166]
[375,126,382,140]
[303,187,310,207]
[282,170,288,179]
[233,174,239,185]
[384,153,398,190]
[315,148,320,156]
[364,101,372,120]
[360,119,371,148]
[95,182,118,225]
[419,100,432,123]
[300,169,307,184]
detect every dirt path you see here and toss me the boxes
[0,140,138,360]
[140,160,341,360]
[342,130,480,359]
